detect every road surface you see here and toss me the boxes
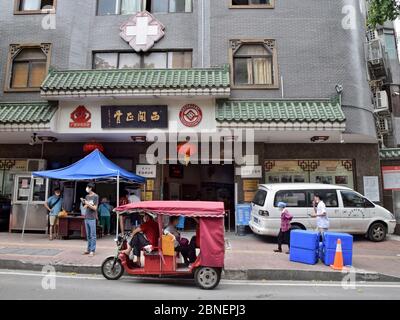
[0,269,399,300]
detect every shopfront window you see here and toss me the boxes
[265,160,355,189]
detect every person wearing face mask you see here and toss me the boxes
[82,183,99,257]
[44,188,63,241]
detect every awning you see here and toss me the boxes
[216,99,346,130]
[0,102,57,131]
[32,149,146,183]
[115,201,225,217]
[380,148,400,160]
[41,66,230,98]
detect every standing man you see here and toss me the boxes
[44,188,63,241]
[311,193,329,238]
[82,182,99,257]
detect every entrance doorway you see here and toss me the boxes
[162,164,234,230]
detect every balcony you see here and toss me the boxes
[365,39,391,81]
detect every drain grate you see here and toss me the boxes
[0,248,62,256]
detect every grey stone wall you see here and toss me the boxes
[0,0,377,139]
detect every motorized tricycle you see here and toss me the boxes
[101,201,225,290]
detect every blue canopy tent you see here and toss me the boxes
[21,149,146,238]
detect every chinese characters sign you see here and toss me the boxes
[101,106,168,129]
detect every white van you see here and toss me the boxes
[249,183,396,242]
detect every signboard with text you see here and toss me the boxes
[101,105,168,129]
[382,166,400,190]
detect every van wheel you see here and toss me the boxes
[290,224,304,231]
[368,222,387,242]
[101,257,124,280]
[194,267,221,290]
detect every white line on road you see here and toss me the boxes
[1,270,400,289]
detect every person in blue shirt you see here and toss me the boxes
[98,197,113,236]
[44,188,63,240]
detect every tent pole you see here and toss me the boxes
[116,174,120,236]
[21,175,34,241]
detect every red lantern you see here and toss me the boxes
[177,142,197,165]
[83,141,104,154]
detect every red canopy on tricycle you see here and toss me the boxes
[115,201,225,268]
[115,201,225,217]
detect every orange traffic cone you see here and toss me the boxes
[330,239,344,271]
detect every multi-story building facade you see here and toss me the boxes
[0,0,389,232]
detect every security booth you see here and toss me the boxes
[11,174,50,232]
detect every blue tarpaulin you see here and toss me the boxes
[32,149,146,183]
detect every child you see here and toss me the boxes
[274,202,293,254]
[98,197,113,236]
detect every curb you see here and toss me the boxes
[1,259,400,282]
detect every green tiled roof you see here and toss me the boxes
[41,66,230,96]
[216,100,346,123]
[380,148,400,160]
[0,102,57,124]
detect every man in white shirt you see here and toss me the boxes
[311,193,329,237]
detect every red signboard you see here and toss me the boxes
[179,104,202,127]
[70,105,91,128]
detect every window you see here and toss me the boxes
[252,190,267,207]
[384,31,398,60]
[274,191,307,208]
[5,44,51,92]
[231,0,274,8]
[340,191,371,208]
[231,40,278,88]
[97,0,192,15]
[308,190,338,208]
[15,0,55,13]
[93,51,192,69]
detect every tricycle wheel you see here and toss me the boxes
[101,257,124,280]
[194,267,221,290]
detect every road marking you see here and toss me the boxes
[222,280,400,288]
[0,270,103,280]
[1,270,400,289]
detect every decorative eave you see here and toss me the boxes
[41,66,231,99]
[0,102,57,132]
[380,148,400,160]
[216,99,346,131]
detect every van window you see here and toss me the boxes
[274,190,307,207]
[341,191,366,208]
[308,190,338,208]
[252,189,267,207]
[341,191,375,208]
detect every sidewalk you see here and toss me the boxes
[0,232,399,281]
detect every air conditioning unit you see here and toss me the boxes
[378,117,390,133]
[366,29,379,42]
[27,159,47,172]
[374,91,389,112]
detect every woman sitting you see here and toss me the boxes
[164,216,191,265]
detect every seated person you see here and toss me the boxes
[164,216,192,265]
[187,217,200,263]
[121,213,159,267]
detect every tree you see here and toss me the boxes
[368,0,400,27]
